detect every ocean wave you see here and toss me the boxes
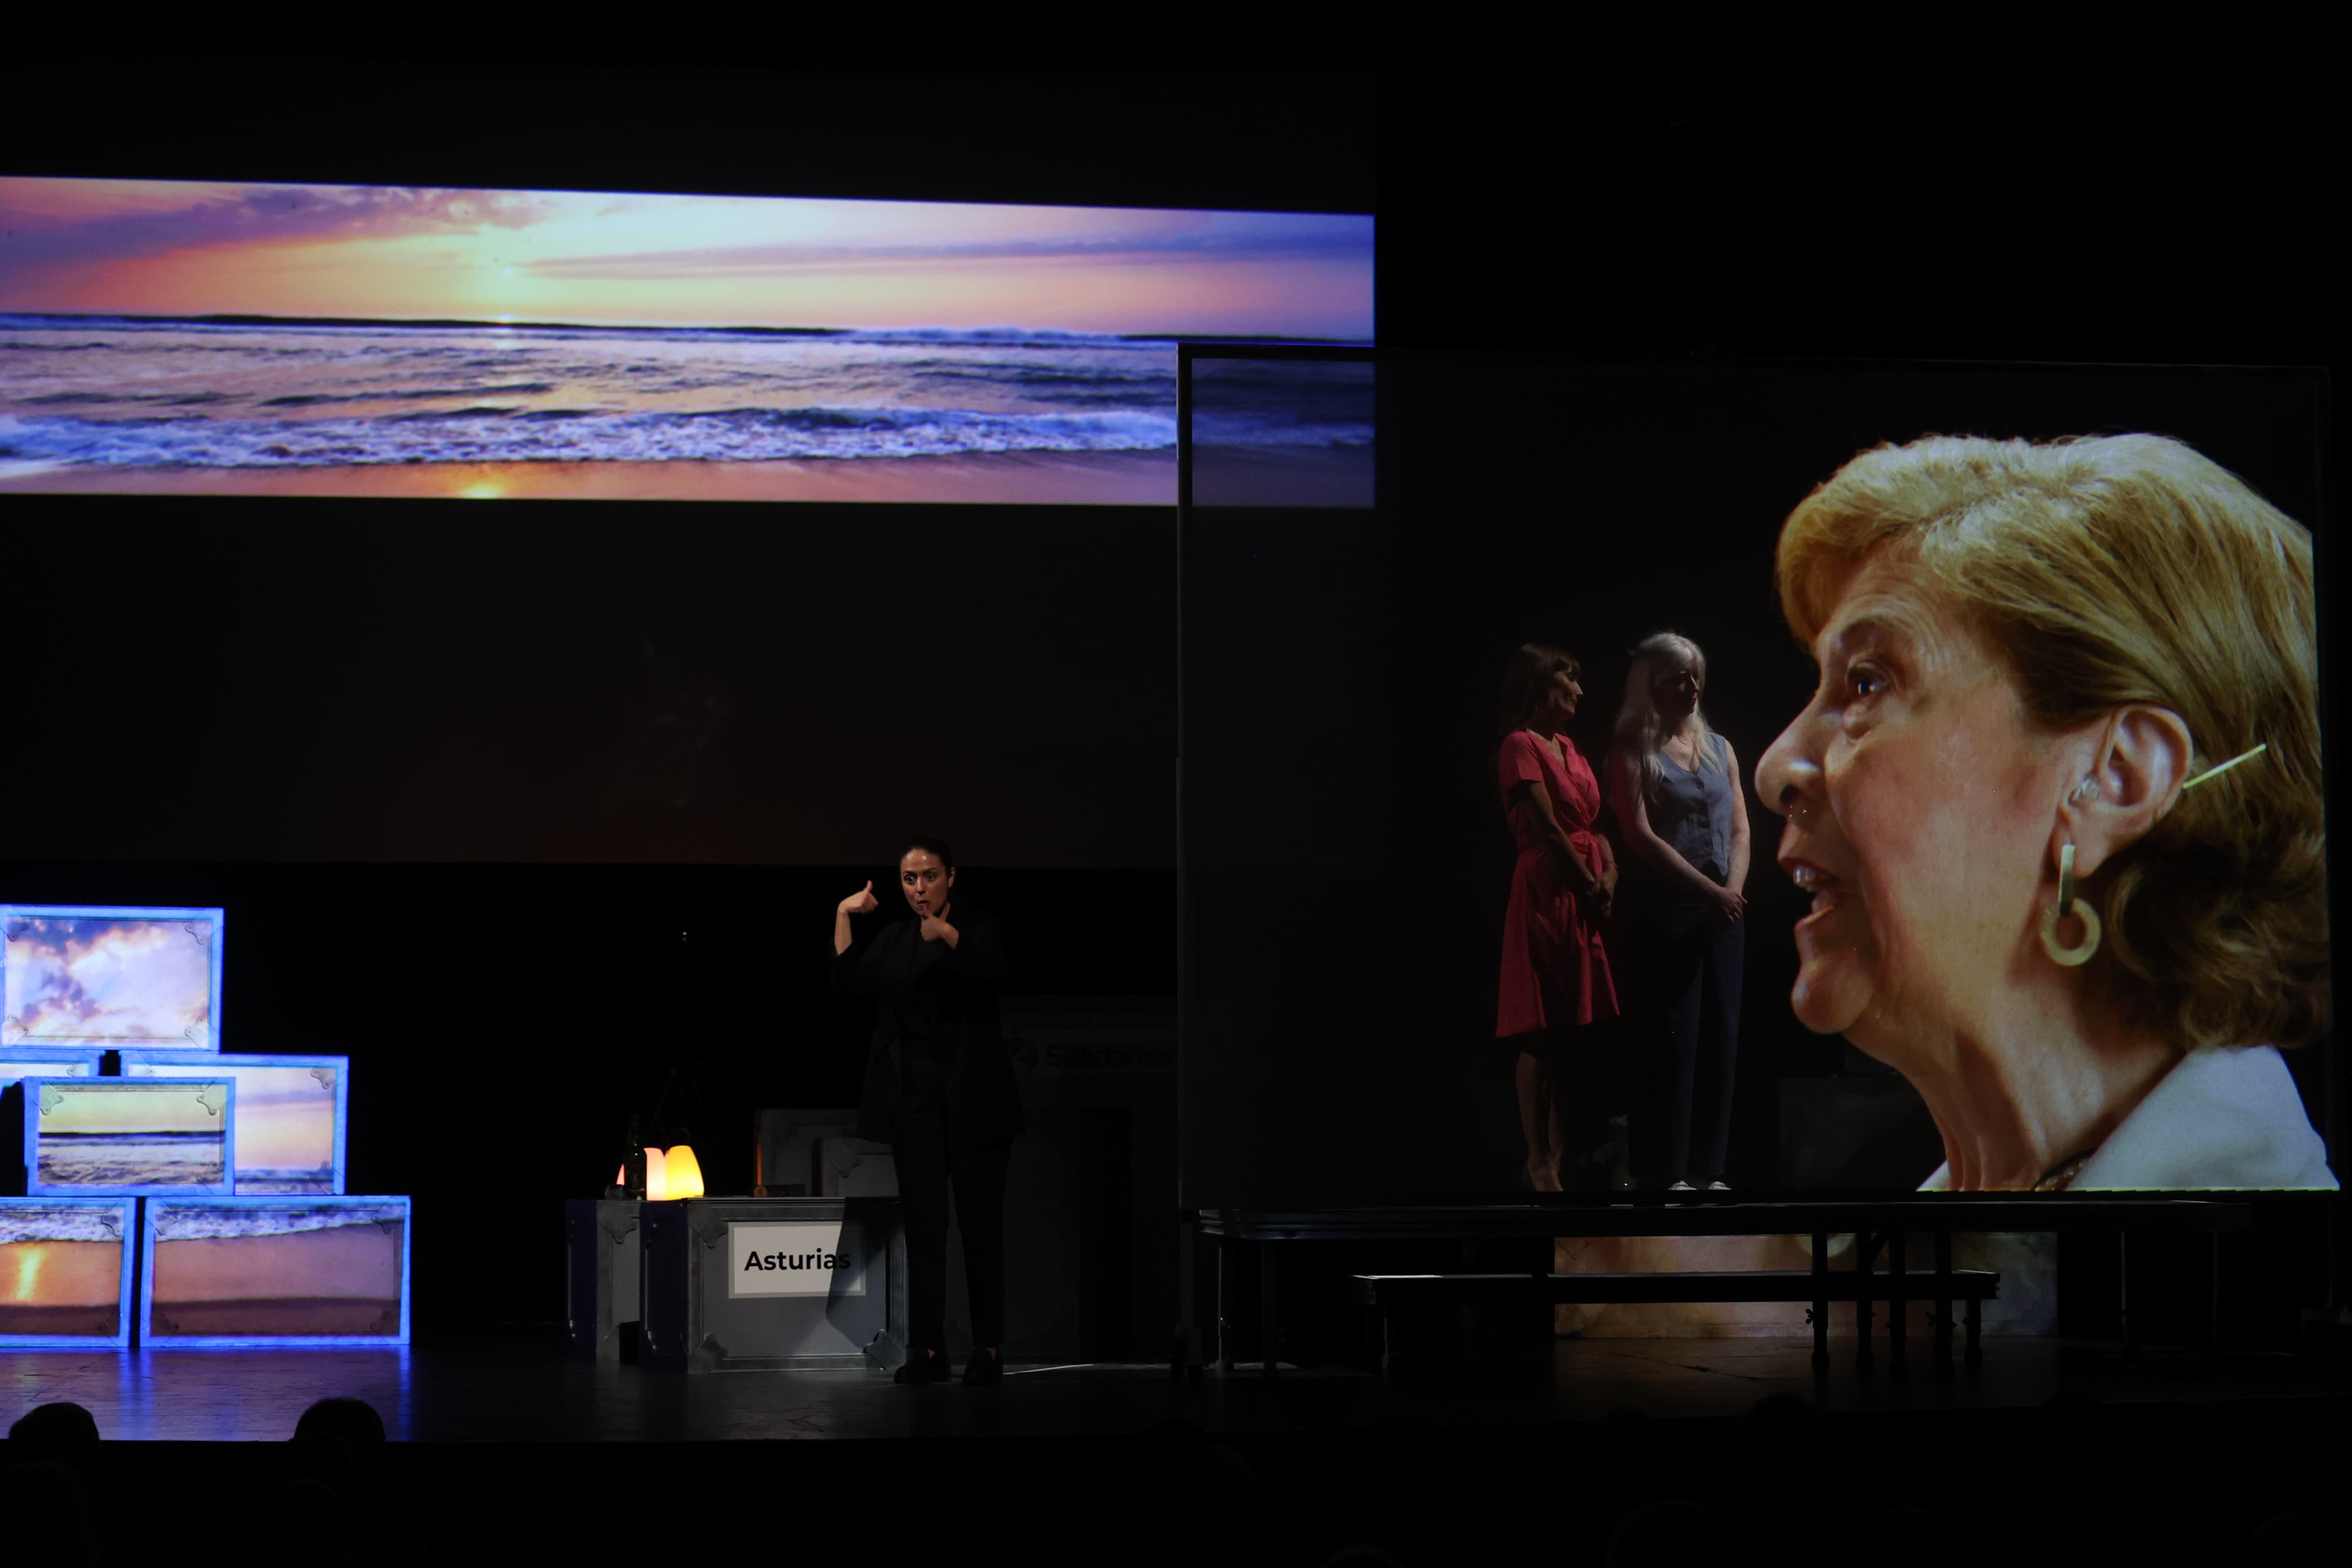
[258,382,560,406]
[0,403,1368,467]
[152,1202,405,1242]
[0,1203,126,1245]
[0,405,1177,465]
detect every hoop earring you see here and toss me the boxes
[2039,841,2102,967]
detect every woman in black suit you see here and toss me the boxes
[830,835,1022,1384]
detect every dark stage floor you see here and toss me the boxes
[8,1333,2351,1443]
[9,1335,2348,1567]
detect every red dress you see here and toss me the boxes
[1496,730,1620,1037]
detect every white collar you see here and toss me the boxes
[1917,1045,2337,1192]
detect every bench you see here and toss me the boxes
[1180,1201,2260,1382]
[1348,1268,1999,1374]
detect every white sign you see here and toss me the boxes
[727,1220,864,1299]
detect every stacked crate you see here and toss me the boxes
[0,904,409,1349]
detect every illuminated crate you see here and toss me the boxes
[21,1077,236,1197]
[121,1052,348,1195]
[564,1197,642,1362]
[641,1196,903,1372]
[141,1195,411,1348]
[1,905,224,1052]
[0,1198,136,1348]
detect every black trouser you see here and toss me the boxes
[1657,897,1743,1183]
[894,1105,1011,1355]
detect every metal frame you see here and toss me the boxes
[0,1196,137,1349]
[24,1075,236,1197]
[1165,350,2342,1366]
[1180,1198,2266,1380]
[139,1193,412,1348]
[120,1051,349,1195]
[1173,339,1376,1231]
[1,904,225,1051]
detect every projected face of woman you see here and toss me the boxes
[1753,553,2070,1060]
[900,849,954,917]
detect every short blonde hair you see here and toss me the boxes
[1775,433,2326,1053]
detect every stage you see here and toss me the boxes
[8,1333,2348,1564]
[8,1332,2349,1443]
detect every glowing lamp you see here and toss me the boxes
[643,1146,669,1201]
[663,1145,705,1200]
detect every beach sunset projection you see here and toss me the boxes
[126,1055,344,1194]
[0,176,1374,503]
[0,1201,131,1343]
[29,1078,231,1192]
[147,1199,406,1340]
[2,910,218,1048]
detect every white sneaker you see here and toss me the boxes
[1668,1181,1695,1192]
[1706,1181,1730,1192]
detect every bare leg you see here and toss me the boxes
[1515,1048,1562,1191]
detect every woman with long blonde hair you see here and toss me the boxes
[1609,633,1752,1190]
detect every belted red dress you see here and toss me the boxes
[1496,729,1620,1037]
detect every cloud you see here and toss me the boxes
[4,917,212,1045]
[520,220,1376,282]
[0,182,560,274]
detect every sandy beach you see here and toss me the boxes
[0,450,1181,505]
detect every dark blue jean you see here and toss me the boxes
[1657,898,1744,1183]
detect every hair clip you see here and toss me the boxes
[2180,743,2267,792]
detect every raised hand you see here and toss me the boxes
[918,913,954,944]
[840,881,880,917]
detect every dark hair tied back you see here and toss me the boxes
[903,834,956,870]
[1495,643,1581,748]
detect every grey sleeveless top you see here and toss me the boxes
[1651,730,1735,885]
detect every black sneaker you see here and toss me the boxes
[961,1348,1004,1386]
[893,1350,951,1385]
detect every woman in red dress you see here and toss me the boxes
[1496,643,1622,1190]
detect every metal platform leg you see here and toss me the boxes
[2211,1232,2226,1351]
[1810,1232,1830,1371]
[2119,1232,2134,1362]
[1854,1233,1875,1372]
[1933,1231,1955,1379]
[1176,1215,1199,1379]
[1889,1231,1907,1379]
[1216,1236,1234,1375]
[1259,1239,1280,1377]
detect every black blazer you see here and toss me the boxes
[828,904,1023,1155]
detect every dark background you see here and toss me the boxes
[3,59,2338,1340]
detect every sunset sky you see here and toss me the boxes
[0,178,1375,337]
[41,1080,225,1135]
[131,1061,335,1170]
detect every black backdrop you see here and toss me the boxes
[2,58,2338,1331]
